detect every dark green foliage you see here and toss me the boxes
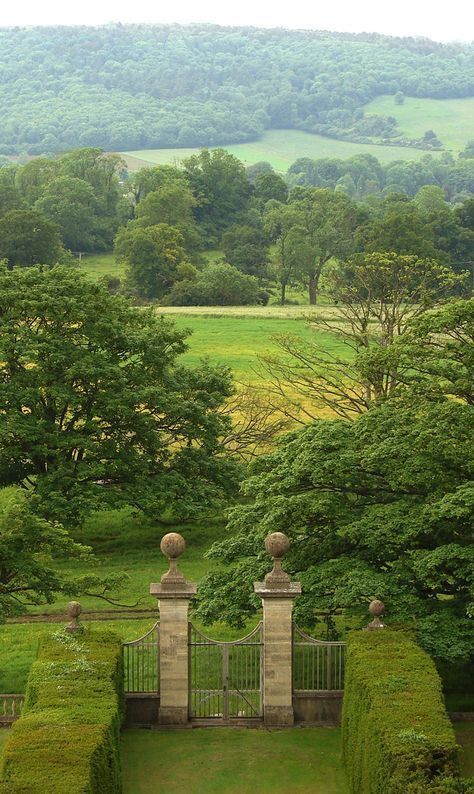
[0,629,123,793]
[286,152,474,205]
[0,487,91,621]
[254,172,289,204]
[183,149,251,244]
[221,224,269,277]
[115,222,186,298]
[0,210,66,267]
[165,262,260,306]
[0,266,239,523]
[342,630,460,793]
[196,398,474,660]
[0,26,471,154]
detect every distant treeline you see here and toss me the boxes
[0,146,472,308]
[0,24,472,154]
[283,148,474,200]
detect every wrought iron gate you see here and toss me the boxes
[293,625,346,691]
[188,623,263,720]
[122,621,159,693]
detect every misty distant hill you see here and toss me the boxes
[0,24,472,155]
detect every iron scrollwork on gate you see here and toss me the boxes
[189,623,263,720]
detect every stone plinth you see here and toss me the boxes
[150,532,196,725]
[254,580,301,726]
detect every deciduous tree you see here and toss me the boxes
[0,266,239,524]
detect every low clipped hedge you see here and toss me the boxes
[341,629,464,794]
[0,628,124,793]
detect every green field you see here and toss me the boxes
[121,728,349,793]
[364,95,474,154]
[121,128,438,173]
[76,253,125,282]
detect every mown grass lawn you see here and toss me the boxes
[121,727,349,793]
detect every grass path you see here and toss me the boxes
[121,728,349,793]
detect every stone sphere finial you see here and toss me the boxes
[369,599,384,617]
[160,532,186,560]
[264,532,291,588]
[160,532,186,584]
[366,599,385,630]
[265,532,290,559]
[65,600,83,634]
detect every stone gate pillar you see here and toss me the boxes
[150,532,196,725]
[254,532,301,727]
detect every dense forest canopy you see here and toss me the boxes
[0,24,472,155]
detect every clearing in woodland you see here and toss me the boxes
[363,95,474,153]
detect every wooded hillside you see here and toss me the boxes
[0,24,472,154]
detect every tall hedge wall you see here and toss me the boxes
[341,629,463,794]
[0,629,124,794]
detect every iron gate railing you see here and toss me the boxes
[293,625,346,691]
[122,621,159,693]
[189,623,263,720]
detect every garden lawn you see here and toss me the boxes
[121,728,349,793]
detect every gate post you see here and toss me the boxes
[150,533,196,725]
[254,532,301,727]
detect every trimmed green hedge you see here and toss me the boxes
[342,629,463,794]
[0,629,124,793]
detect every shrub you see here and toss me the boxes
[342,630,461,794]
[165,261,260,305]
[0,629,123,793]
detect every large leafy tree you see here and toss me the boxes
[0,209,66,267]
[286,188,362,304]
[114,223,186,299]
[196,300,474,662]
[183,148,251,244]
[221,224,269,277]
[0,486,89,620]
[197,395,474,663]
[35,176,98,251]
[0,266,239,524]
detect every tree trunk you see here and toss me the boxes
[280,281,287,306]
[308,276,317,305]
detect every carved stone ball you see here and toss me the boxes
[67,601,81,618]
[369,599,385,617]
[160,532,186,560]
[265,532,290,559]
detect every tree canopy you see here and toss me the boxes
[0,266,240,524]
[196,300,474,665]
[0,25,472,154]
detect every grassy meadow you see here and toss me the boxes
[121,128,437,173]
[364,95,474,154]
